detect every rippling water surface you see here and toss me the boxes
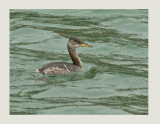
[10,9,148,115]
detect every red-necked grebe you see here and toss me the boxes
[36,37,92,75]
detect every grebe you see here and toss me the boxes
[36,37,92,75]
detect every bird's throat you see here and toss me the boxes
[67,45,82,67]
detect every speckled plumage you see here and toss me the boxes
[36,62,81,75]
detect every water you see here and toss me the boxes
[10,9,148,115]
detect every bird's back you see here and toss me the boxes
[36,62,81,75]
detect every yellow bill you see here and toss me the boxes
[81,44,93,48]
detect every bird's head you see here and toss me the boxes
[68,37,92,49]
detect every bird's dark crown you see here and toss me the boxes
[69,37,85,44]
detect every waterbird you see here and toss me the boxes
[36,37,92,75]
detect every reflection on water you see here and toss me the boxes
[10,9,148,115]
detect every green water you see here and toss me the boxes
[10,9,148,115]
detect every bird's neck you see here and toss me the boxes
[67,44,82,67]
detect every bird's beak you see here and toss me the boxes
[81,44,93,48]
